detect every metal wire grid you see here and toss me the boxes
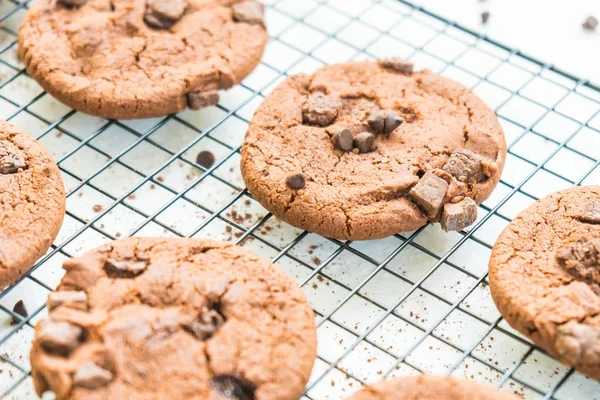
[0,0,599,398]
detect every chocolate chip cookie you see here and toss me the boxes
[489,186,600,381]
[349,376,517,400]
[241,60,506,240]
[0,120,65,288]
[30,238,317,399]
[18,0,268,119]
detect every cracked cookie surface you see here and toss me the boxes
[18,0,268,119]
[349,376,517,400]
[240,61,506,240]
[30,237,317,400]
[489,186,600,380]
[0,120,65,288]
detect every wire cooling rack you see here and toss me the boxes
[1,0,600,398]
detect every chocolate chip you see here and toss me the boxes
[286,173,306,190]
[188,91,219,110]
[556,236,600,293]
[11,300,28,325]
[556,321,600,366]
[38,320,82,356]
[367,110,404,134]
[379,58,414,74]
[72,362,114,389]
[232,1,265,27]
[144,0,188,29]
[210,375,256,400]
[440,197,478,232]
[57,0,87,7]
[330,127,353,151]
[583,16,598,31]
[407,171,449,218]
[481,11,490,24]
[184,309,225,340]
[104,258,148,278]
[196,151,215,169]
[47,291,88,312]
[574,200,600,224]
[353,132,375,153]
[442,148,486,183]
[302,92,341,127]
[0,141,26,174]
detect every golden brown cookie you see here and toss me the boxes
[240,60,506,240]
[490,186,600,381]
[0,120,65,288]
[349,376,518,400]
[18,0,268,119]
[30,238,317,400]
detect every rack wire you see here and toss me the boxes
[1,0,600,398]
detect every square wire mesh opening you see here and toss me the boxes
[1,0,600,398]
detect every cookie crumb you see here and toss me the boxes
[583,16,598,31]
[93,205,103,213]
[481,11,490,24]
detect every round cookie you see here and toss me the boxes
[0,120,65,288]
[490,186,600,381]
[241,60,506,240]
[30,237,317,400]
[18,0,268,119]
[349,376,517,400]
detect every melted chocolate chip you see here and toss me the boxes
[232,1,265,27]
[38,320,83,356]
[72,362,114,389]
[573,199,600,224]
[47,291,88,312]
[286,173,306,190]
[188,91,219,110]
[556,236,600,294]
[302,92,341,127]
[379,58,414,74]
[330,127,353,151]
[196,151,215,169]
[0,141,26,174]
[11,300,28,325]
[184,309,225,340]
[353,132,375,153]
[144,0,188,29]
[104,258,148,278]
[210,375,256,400]
[367,110,404,134]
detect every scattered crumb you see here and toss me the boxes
[128,194,136,200]
[115,232,122,238]
[93,204,103,212]
[156,176,164,183]
[481,11,490,24]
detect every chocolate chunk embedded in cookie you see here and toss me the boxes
[18,0,268,119]
[30,238,317,400]
[0,120,65,288]
[489,186,600,380]
[349,376,518,400]
[241,61,506,240]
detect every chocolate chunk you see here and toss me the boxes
[196,151,215,169]
[188,91,219,110]
[57,0,87,7]
[232,1,265,27]
[47,291,88,312]
[330,127,353,151]
[38,320,82,356]
[481,11,490,24]
[72,362,114,389]
[104,258,148,278]
[353,132,376,153]
[442,148,486,183]
[556,236,600,293]
[11,300,28,325]
[0,141,26,174]
[440,197,478,232]
[556,321,600,366]
[583,16,598,31]
[379,58,414,74]
[367,110,404,134]
[286,173,306,190]
[407,171,449,218]
[184,309,225,340]
[210,375,256,400]
[573,199,600,224]
[302,92,341,127]
[144,0,188,29]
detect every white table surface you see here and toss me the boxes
[414,0,600,85]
